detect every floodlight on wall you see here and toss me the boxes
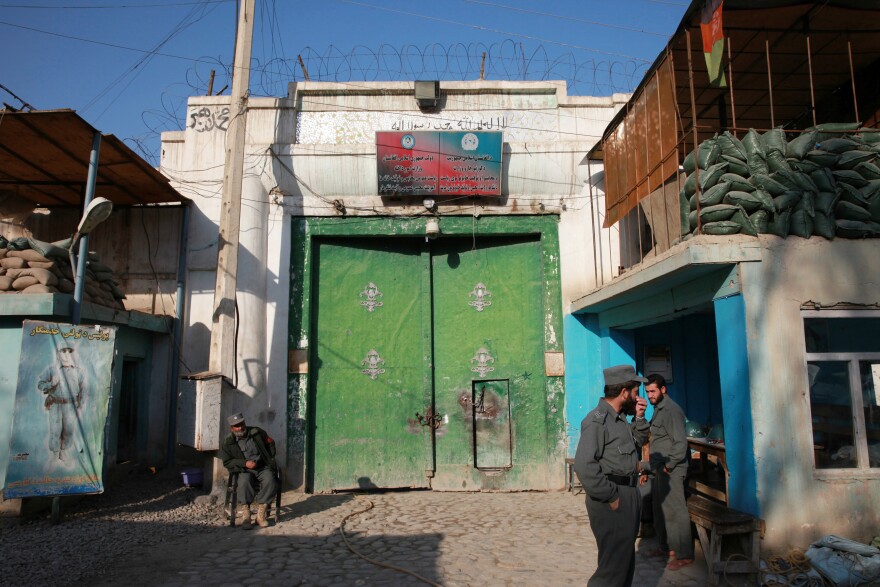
[414,80,440,109]
[76,197,113,238]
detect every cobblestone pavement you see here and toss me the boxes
[83,487,735,587]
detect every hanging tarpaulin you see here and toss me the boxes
[3,321,117,498]
[701,0,727,88]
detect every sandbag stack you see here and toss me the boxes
[679,124,880,240]
[0,236,126,310]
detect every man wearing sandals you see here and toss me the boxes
[220,413,278,529]
[645,374,694,570]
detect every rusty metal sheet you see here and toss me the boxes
[0,110,186,206]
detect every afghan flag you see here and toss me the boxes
[701,0,726,87]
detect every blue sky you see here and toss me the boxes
[1,0,687,164]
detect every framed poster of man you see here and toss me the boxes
[3,321,117,498]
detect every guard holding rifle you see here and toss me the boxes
[574,365,651,587]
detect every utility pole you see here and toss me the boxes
[209,0,256,379]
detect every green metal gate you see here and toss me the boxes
[309,235,548,492]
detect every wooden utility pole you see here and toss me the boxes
[208,0,256,379]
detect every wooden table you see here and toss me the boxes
[687,437,728,504]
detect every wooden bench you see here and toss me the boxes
[687,494,763,585]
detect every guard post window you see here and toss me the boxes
[803,312,880,471]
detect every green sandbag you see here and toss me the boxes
[688,210,698,232]
[750,173,788,196]
[833,169,868,188]
[805,150,840,167]
[770,209,792,237]
[816,137,861,154]
[728,206,758,236]
[815,192,840,216]
[699,161,729,192]
[742,129,765,158]
[788,158,820,173]
[836,200,872,221]
[868,196,880,223]
[719,173,755,192]
[795,191,816,217]
[761,127,788,155]
[779,170,818,193]
[684,171,697,196]
[679,187,690,237]
[774,191,803,211]
[699,203,740,223]
[720,154,750,176]
[749,210,771,234]
[26,238,69,260]
[786,129,818,159]
[837,150,876,170]
[839,182,869,206]
[7,237,30,251]
[860,129,880,144]
[810,122,861,141]
[724,190,765,213]
[854,161,880,181]
[810,168,837,192]
[813,211,836,240]
[836,219,876,238]
[702,220,742,235]
[0,236,7,249]
[717,132,747,160]
[861,179,880,199]
[789,209,814,238]
[766,150,792,173]
[685,139,721,174]
[747,152,770,177]
[695,181,732,207]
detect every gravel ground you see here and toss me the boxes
[0,466,223,587]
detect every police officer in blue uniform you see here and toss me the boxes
[574,364,650,587]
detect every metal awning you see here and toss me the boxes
[0,109,187,206]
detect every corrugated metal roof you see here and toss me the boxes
[590,0,880,158]
[0,109,187,206]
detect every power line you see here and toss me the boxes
[0,1,233,8]
[462,1,668,37]
[337,0,653,63]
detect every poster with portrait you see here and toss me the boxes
[3,320,117,498]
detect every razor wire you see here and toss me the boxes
[133,40,650,164]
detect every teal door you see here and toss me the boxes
[310,238,432,491]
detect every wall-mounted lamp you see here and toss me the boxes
[414,80,440,109]
[425,217,440,239]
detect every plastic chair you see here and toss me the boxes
[224,468,282,527]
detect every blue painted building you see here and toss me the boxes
[563,0,880,550]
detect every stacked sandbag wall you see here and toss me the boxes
[0,236,126,310]
[679,123,880,240]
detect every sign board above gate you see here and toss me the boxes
[376,131,502,197]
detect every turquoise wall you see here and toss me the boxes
[563,313,635,456]
[714,293,759,516]
[0,322,23,488]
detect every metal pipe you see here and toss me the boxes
[765,38,775,127]
[166,203,191,469]
[72,131,102,325]
[586,158,600,286]
[807,35,817,127]
[657,75,670,252]
[848,40,860,123]
[686,31,701,234]
[727,37,737,135]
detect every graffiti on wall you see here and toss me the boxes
[188,106,230,132]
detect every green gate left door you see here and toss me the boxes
[310,238,432,491]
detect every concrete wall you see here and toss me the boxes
[161,81,628,487]
[740,235,880,549]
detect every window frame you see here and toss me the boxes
[802,310,880,477]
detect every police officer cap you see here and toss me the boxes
[603,364,648,385]
[227,413,245,426]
